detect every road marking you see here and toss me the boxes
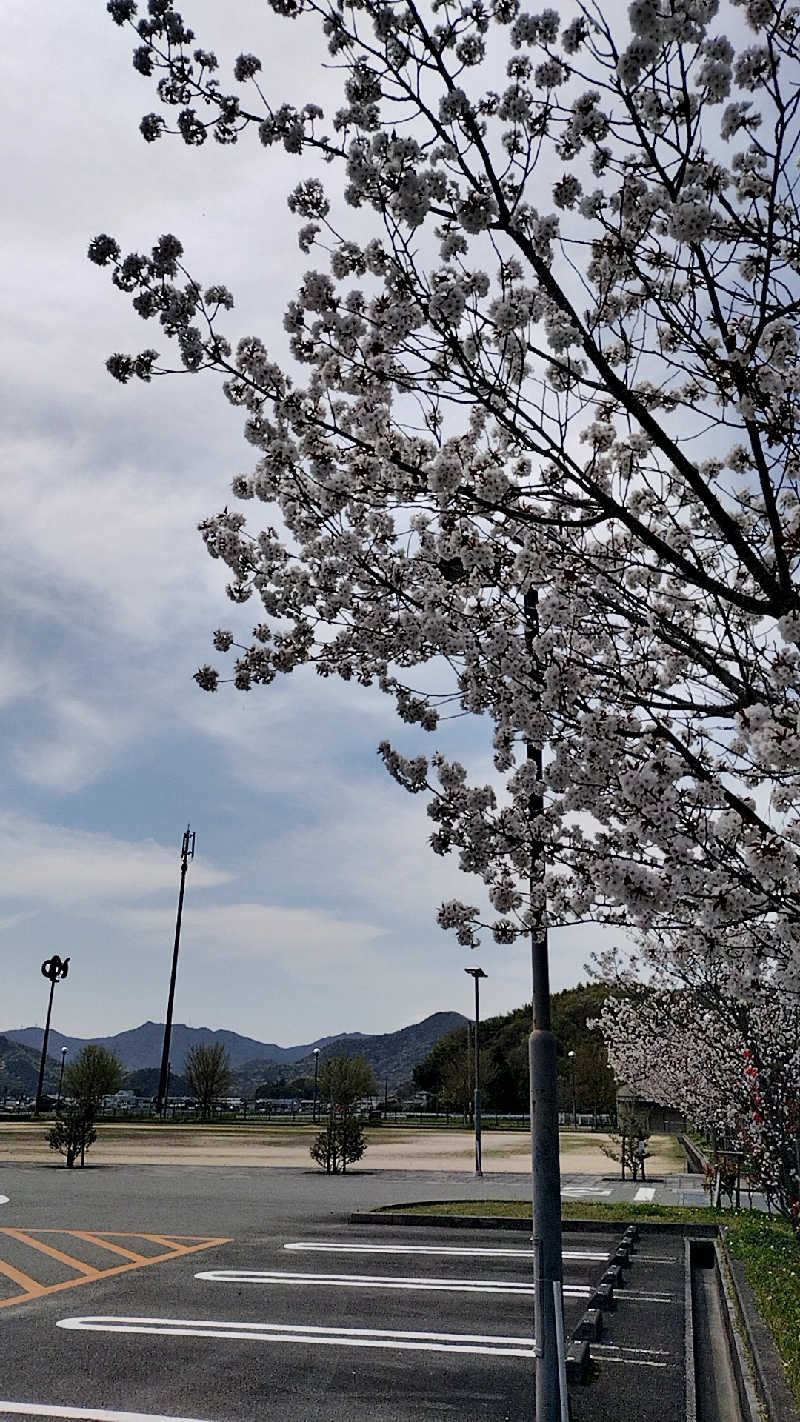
[634,1187,655,1201]
[561,1188,612,1197]
[195,1268,591,1298]
[283,1241,608,1262]
[616,1289,675,1303]
[57,1314,538,1357]
[0,1404,215,1421]
[0,1233,230,1310]
[593,1342,672,1368]
[2,1230,101,1280]
[0,1196,8,1206]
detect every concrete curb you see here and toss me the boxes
[349,1209,720,1236]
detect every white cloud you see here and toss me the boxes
[0,814,231,908]
[117,901,385,967]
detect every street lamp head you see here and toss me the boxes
[313,1047,320,1057]
[464,966,487,980]
[568,1049,575,1059]
[61,1047,67,1057]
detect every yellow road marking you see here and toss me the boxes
[2,1229,101,1278]
[0,1232,231,1310]
[66,1232,150,1264]
[0,1257,46,1295]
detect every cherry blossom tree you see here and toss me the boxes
[90,0,800,1407]
[595,940,800,1237]
[92,0,800,968]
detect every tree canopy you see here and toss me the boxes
[63,1045,124,1108]
[92,0,800,1001]
[184,1042,234,1116]
[319,1052,377,1111]
[413,983,618,1114]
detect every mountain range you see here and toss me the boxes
[1,1012,468,1095]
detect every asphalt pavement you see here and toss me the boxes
[0,1164,688,1420]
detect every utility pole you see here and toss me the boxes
[35,955,70,1116]
[157,825,195,1117]
[525,587,567,1422]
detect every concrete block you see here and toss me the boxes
[588,1281,615,1311]
[574,1308,603,1341]
[566,1339,591,1383]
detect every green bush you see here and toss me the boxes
[310,1118,367,1174]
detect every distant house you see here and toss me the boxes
[615,1083,685,1134]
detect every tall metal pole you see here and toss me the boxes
[35,955,70,1116]
[465,966,487,1177]
[568,1050,577,1127]
[157,825,195,1117]
[57,1047,68,1110]
[312,1048,320,1123]
[525,587,565,1422]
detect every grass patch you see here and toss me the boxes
[375,1198,732,1225]
[726,1213,800,1406]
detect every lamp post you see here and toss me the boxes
[568,1051,577,1127]
[312,1048,320,1123]
[35,955,70,1116]
[56,1047,68,1111]
[157,825,195,1117]
[464,966,487,1177]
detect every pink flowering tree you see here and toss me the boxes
[595,941,800,1237]
[91,0,800,975]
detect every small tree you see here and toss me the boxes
[47,1045,123,1167]
[311,1054,376,1173]
[48,1104,97,1170]
[64,1044,124,1108]
[184,1043,234,1119]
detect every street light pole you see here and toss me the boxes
[312,1048,320,1123]
[57,1047,68,1111]
[568,1050,577,1127]
[525,587,567,1422]
[35,955,70,1116]
[157,825,195,1118]
[464,967,487,1177]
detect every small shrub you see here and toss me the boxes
[48,1104,97,1168]
[310,1118,367,1174]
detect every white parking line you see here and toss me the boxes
[634,1187,655,1201]
[0,1405,213,1421]
[283,1241,609,1262]
[195,1268,591,1299]
[57,1315,537,1358]
[593,1342,672,1368]
[0,1196,8,1206]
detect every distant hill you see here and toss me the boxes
[2,1012,468,1089]
[0,1034,58,1100]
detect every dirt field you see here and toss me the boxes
[0,1122,686,1174]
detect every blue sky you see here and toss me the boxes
[0,0,617,1044]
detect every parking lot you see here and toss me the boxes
[0,1165,686,1421]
